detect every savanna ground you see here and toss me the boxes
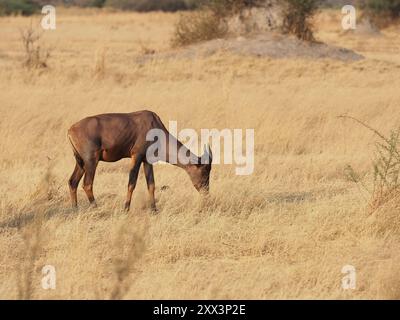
[1,7,400,299]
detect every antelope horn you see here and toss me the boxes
[202,144,212,163]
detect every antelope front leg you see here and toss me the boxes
[143,161,157,212]
[125,154,142,211]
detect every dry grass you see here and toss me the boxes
[172,10,228,47]
[1,8,400,299]
[93,47,107,78]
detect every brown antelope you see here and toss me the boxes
[67,110,212,211]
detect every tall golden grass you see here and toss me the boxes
[1,8,400,299]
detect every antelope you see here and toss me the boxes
[67,110,212,211]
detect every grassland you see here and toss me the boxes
[1,8,400,299]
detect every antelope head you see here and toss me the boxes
[187,145,213,193]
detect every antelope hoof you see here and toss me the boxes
[89,201,97,209]
[150,205,158,214]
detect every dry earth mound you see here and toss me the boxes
[140,33,364,62]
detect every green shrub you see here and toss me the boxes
[363,0,400,28]
[340,115,400,212]
[281,0,320,41]
[0,0,40,16]
[105,0,196,12]
[365,0,400,18]
[92,0,107,8]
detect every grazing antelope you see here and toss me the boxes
[67,110,212,211]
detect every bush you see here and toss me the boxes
[92,0,107,7]
[363,0,400,28]
[105,0,197,12]
[281,0,320,41]
[171,0,266,46]
[365,0,400,18]
[204,0,263,17]
[0,0,40,16]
